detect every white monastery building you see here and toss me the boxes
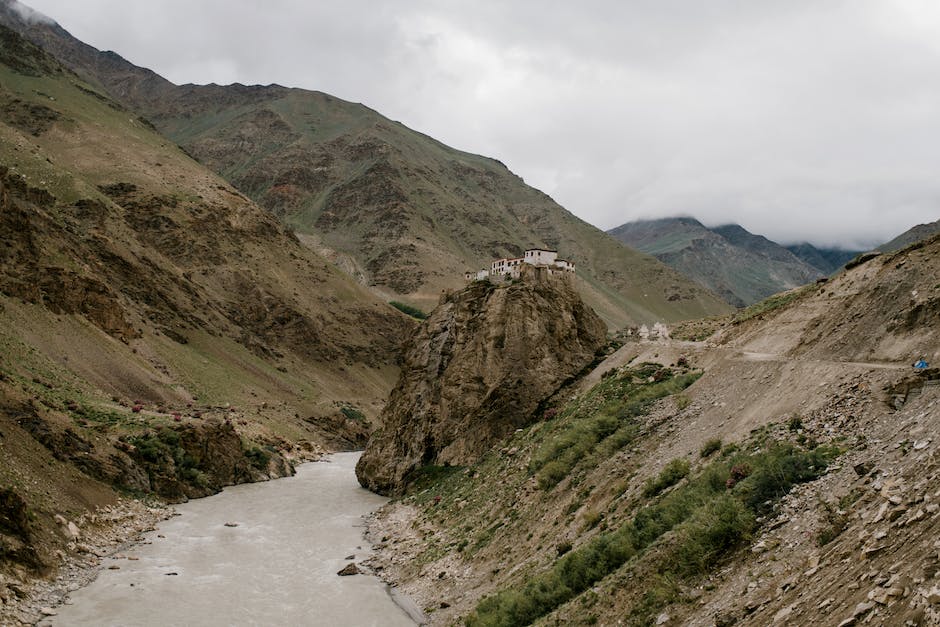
[465,248,576,282]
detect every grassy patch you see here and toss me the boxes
[389,301,428,320]
[732,284,818,324]
[467,441,839,627]
[529,365,701,490]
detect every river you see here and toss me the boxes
[47,453,420,626]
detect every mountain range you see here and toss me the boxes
[607,217,838,307]
[0,3,730,328]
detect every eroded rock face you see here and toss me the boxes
[357,275,606,495]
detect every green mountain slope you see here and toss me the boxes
[608,218,823,307]
[0,3,731,327]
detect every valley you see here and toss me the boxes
[0,1,938,625]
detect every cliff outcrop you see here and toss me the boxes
[356,274,607,495]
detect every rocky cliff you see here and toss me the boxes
[356,272,607,495]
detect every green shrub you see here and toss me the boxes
[581,510,603,530]
[733,443,838,515]
[245,446,271,470]
[672,494,755,575]
[700,438,722,458]
[130,432,171,463]
[642,458,690,497]
[340,406,365,421]
[675,394,691,410]
[389,301,428,319]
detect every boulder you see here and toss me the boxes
[337,563,360,576]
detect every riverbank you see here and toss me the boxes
[19,454,417,626]
[0,499,174,625]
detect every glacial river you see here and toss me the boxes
[48,453,420,626]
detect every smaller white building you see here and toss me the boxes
[492,257,524,278]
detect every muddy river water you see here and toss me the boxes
[48,453,420,626]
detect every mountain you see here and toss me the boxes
[783,242,862,274]
[0,2,731,328]
[877,218,940,253]
[608,217,823,307]
[0,21,416,582]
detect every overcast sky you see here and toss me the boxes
[21,0,940,248]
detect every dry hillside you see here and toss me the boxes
[0,2,732,328]
[363,234,940,626]
[0,23,411,603]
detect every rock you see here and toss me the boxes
[868,588,889,605]
[773,605,793,623]
[885,586,904,598]
[656,612,670,625]
[863,544,887,557]
[356,278,606,495]
[66,521,80,539]
[852,601,875,618]
[224,522,239,527]
[39,607,57,616]
[926,586,940,604]
[337,563,360,576]
[344,554,355,560]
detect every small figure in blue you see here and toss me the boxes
[913,358,929,370]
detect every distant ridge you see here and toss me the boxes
[608,217,824,307]
[783,243,862,275]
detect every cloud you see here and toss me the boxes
[22,0,940,247]
[9,0,53,24]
